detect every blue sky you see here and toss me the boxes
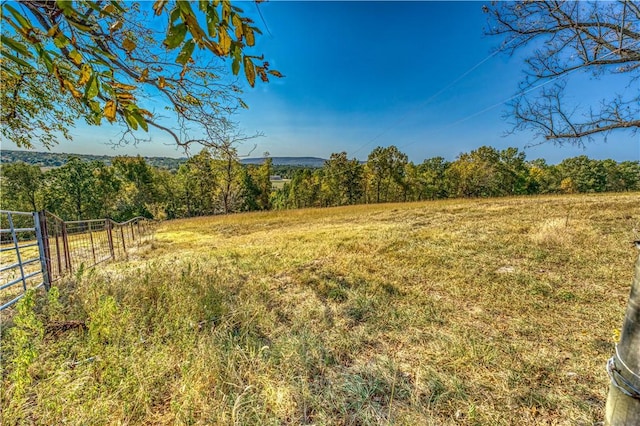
[5,1,639,164]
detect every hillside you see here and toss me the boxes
[0,149,325,170]
[241,156,326,167]
[2,194,638,425]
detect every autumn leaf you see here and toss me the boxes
[68,49,83,65]
[219,28,231,55]
[78,64,92,85]
[122,38,136,53]
[104,100,117,122]
[243,56,255,87]
[138,68,149,82]
[152,0,168,16]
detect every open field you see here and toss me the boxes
[2,193,639,425]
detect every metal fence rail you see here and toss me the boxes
[1,210,154,310]
[0,211,48,310]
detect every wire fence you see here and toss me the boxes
[1,210,155,310]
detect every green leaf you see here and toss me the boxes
[54,0,75,16]
[132,110,148,131]
[232,57,240,75]
[206,4,220,37]
[169,6,181,23]
[53,34,70,49]
[165,23,187,49]
[85,74,100,100]
[177,1,195,16]
[0,35,32,57]
[3,4,33,30]
[124,110,139,130]
[0,50,33,68]
[176,40,195,65]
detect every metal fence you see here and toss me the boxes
[1,210,154,310]
[0,211,48,310]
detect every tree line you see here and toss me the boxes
[1,145,638,221]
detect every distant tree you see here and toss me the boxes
[249,155,272,210]
[557,156,607,193]
[42,157,103,220]
[0,162,43,211]
[417,157,450,200]
[526,159,561,194]
[239,167,261,212]
[499,147,530,195]
[445,146,504,198]
[484,1,640,144]
[365,146,408,203]
[212,143,243,214]
[602,160,640,192]
[323,152,364,206]
[178,149,218,216]
[112,156,157,218]
[1,0,281,149]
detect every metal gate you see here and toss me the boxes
[0,211,49,310]
[1,210,154,310]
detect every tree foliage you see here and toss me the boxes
[1,146,638,220]
[484,0,640,143]
[0,0,281,149]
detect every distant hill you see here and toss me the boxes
[241,157,326,167]
[0,149,187,171]
[0,150,326,170]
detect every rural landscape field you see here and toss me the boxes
[2,193,638,425]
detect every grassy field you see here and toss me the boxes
[2,193,639,425]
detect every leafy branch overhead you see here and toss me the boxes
[0,0,283,148]
[484,1,640,144]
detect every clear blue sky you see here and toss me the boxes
[5,1,639,164]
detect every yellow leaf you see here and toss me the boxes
[78,64,91,85]
[243,56,255,87]
[68,49,82,65]
[122,38,136,53]
[152,0,168,16]
[109,20,123,33]
[244,26,255,47]
[63,80,83,99]
[138,68,149,82]
[232,15,243,39]
[104,100,117,122]
[158,76,166,88]
[113,82,136,91]
[219,29,231,55]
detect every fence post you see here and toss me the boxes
[120,225,126,254]
[605,253,640,424]
[106,219,115,260]
[61,220,72,273]
[34,211,51,291]
[88,222,97,264]
[6,213,27,291]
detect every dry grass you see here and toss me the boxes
[2,193,639,425]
